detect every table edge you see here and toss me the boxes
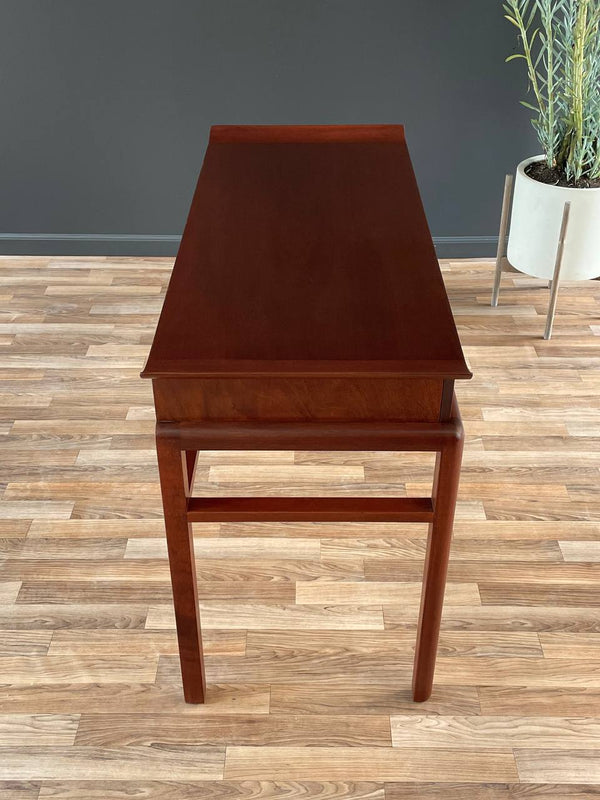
[209,124,406,144]
[140,358,473,380]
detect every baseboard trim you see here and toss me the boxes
[433,236,498,259]
[0,233,499,259]
[0,233,181,257]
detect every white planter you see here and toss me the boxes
[507,155,600,281]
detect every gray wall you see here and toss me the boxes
[0,0,537,257]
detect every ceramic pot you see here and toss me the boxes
[507,155,600,280]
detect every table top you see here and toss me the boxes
[142,125,471,380]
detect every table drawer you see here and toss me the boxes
[152,377,445,423]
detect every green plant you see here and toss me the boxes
[504,0,600,182]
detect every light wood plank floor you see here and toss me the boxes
[0,255,599,798]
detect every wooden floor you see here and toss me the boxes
[0,256,599,798]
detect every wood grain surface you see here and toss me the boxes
[141,125,470,381]
[0,255,599,797]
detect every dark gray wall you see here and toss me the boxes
[0,0,537,257]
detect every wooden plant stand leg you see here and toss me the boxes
[156,430,206,703]
[491,174,514,307]
[412,402,464,702]
[544,200,571,340]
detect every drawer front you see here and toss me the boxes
[153,377,444,423]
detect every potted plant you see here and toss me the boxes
[502,0,600,287]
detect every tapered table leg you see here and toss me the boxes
[412,411,464,702]
[184,450,199,494]
[156,430,206,703]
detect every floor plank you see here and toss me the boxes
[223,746,519,781]
[0,746,225,780]
[74,714,391,747]
[36,781,385,800]
[390,716,600,748]
[515,750,600,783]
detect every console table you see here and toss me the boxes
[141,124,472,704]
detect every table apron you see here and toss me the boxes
[155,415,463,454]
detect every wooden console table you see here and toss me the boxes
[141,124,472,704]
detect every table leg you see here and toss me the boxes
[184,450,198,494]
[412,422,464,702]
[156,431,206,703]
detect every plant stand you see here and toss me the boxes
[491,174,571,340]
